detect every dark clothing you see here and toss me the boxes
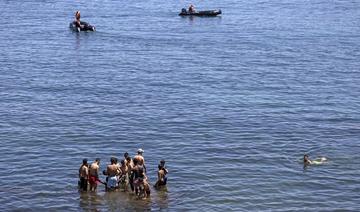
[80,177,88,191]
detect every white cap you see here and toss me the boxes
[137,148,144,153]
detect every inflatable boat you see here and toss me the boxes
[179,9,222,17]
[69,21,96,32]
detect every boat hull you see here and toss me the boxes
[179,10,222,17]
[69,21,96,32]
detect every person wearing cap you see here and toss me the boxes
[78,158,89,191]
[134,148,147,173]
[89,158,101,191]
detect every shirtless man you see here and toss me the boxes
[78,158,89,191]
[126,156,134,192]
[89,158,101,191]
[132,158,150,198]
[134,148,146,173]
[118,160,129,191]
[105,157,120,190]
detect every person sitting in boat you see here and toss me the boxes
[74,11,82,28]
[188,4,196,13]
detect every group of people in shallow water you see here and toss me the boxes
[78,149,168,199]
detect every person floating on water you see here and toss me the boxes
[89,158,101,191]
[154,159,168,188]
[188,4,196,13]
[78,158,89,191]
[303,154,327,165]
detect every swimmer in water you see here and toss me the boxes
[304,154,327,165]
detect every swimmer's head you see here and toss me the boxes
[121,160,125,165]
[95,158,100,164]
[124,152,129,158]
[137,148,144,154]
[303,154,309,163]
[126,156,131,162]
[160,159,165,165]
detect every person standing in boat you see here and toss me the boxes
[78,158,89,191]
[188,4,196,13]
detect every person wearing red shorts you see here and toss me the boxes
[89,158,101,191]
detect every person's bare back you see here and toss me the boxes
[107,163,120,177]
[89,162,99,177]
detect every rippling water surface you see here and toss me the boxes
[1,0,360,211]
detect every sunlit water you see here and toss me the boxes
[0,0,360,211]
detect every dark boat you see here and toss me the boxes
[179,8,221,17]
[69,21,96,32]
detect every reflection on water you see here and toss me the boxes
[154,186,169,210]
[79,192,103,212]
[78,187,168,211]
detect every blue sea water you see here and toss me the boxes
[0,0,360,211]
